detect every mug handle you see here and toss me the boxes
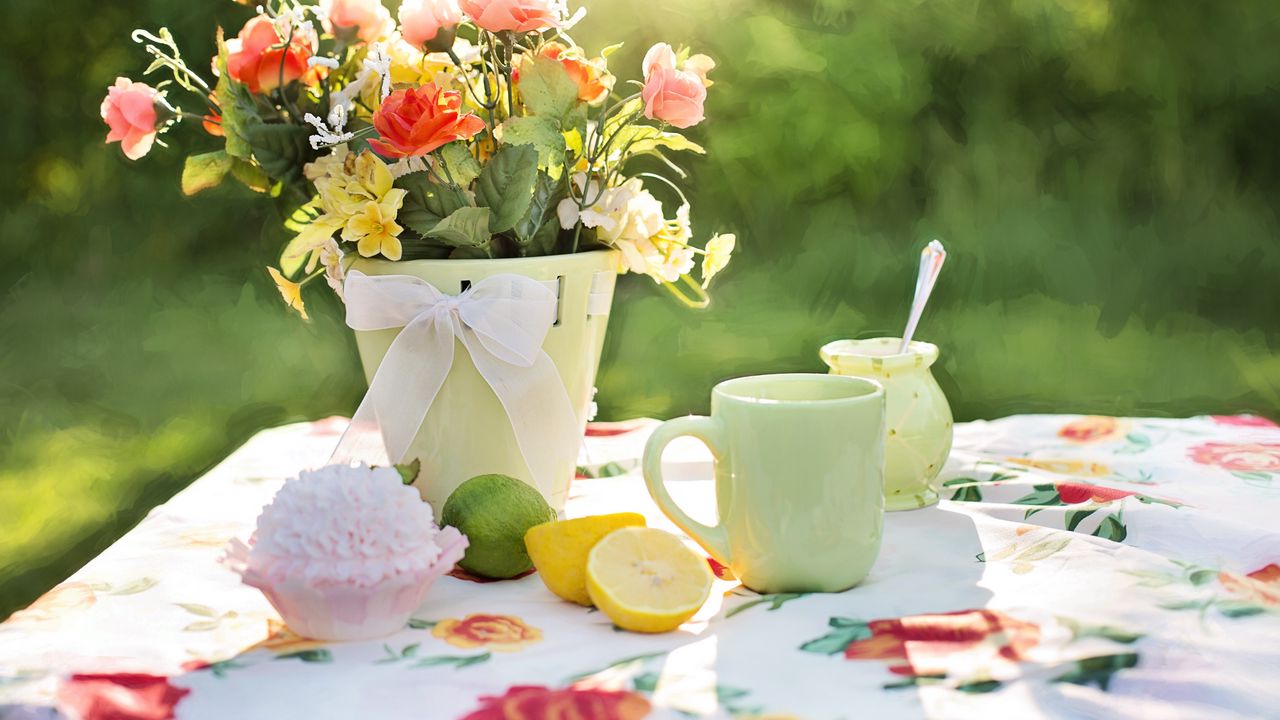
[642,416,731,565]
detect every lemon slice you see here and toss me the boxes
[524,512,647,606]
[586,527,713,633]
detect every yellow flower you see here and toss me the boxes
[248,619,328,655]
[431,613,542,652]
[345,200,405,260]
[266,267,308,319]
[701,232,735,288]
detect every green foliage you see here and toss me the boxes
[180,151,234,196]
[439,143,482,186]
[500,116,568,170]
[427,207,492,249]
[517,54,581,124]
[476,144,539,233]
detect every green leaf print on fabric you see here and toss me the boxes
[1053,653,1139,690]
[799,617,873,655]
[725,592,810,618]
[1092,515,1128,542]
[411,652,491,669]
[275,649,333,663]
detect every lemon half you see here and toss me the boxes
[524,512,646,605]
[586,527,713,633]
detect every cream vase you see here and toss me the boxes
[820,337,953,511]
[348,249,618,518]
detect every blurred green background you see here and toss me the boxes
[3,0,1278,618]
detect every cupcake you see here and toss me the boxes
[224,463,468,641]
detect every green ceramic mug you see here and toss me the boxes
[642,374,886,593]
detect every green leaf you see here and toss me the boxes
[600,42,624,57]
[1065,508,1097,532]
[1052,652,1138,690]
[1218,602,1267,618]
[411,652,491,669]
[401,643,420,657]
[230,160,272,193]
[1014,537,1071,562]
[1011,487,1064,507]
[181,151,234,196]
[799,617,872,655]
[1188,569,1217,586]
[213,28,259,159]
[276,649,333,663]
[176,602,218,617]
[395,458,421,485]
[1159,599,1209,611]
[632,672,659,693]
[949,485,983,502]
[500,116,568,171]
[608,124,706,160]
[245,124,312,185]
[956,680,1003,694]
[109,577,158,595]
[1092,514,1128,543]
[513,171,561,250]
[476,145,539,233]
[407,618,437,630]
[439,143,482,186]
[396,173,468,233]
[427,207,492,248]
[517,54,581,123]
[183,619,223,632]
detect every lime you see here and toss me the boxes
[441,474,556,579]
[525,513,647,605]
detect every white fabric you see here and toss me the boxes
[331,271,579,499]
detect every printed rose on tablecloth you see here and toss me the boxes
[1218,564,1280,607]
[1058,416,1127,443]
[1210,415,1278,428]
[57,673,190,720]
[840,610,1039,677]
[459,684,650,720]
[432,614,542,651]
[1188,442,1280,472]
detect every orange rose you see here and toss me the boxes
[1057,416,1126,443]
[368,85,486,159]
[1189,442,1280,472]
[517,42,613,104]
[460,685,650,720]
[225,15,320,95]
[432,613,542,651]
[1218,564,1280,607]
[844,609,1040,677]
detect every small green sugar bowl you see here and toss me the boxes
[820,337,953,510]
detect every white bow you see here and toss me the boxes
[330,270,579,498]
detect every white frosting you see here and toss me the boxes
[246,463,453,587]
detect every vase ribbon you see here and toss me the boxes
[329,270,579,499]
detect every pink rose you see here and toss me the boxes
[641,43,714,129]
[458,0,560,33]
[100,78,161,161]
[398,0,462,47]
[321,0,396,43]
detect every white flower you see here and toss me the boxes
[363,42,393,101]
[304,113,355,150]
[389,155,430,179]
[558,176,664,242]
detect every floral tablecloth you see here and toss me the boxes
[3,413,1280,720]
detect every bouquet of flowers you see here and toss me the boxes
[100,0,735,319]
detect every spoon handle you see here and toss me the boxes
[899,240,947,354]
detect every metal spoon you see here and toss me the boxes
[898,240,947,354]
